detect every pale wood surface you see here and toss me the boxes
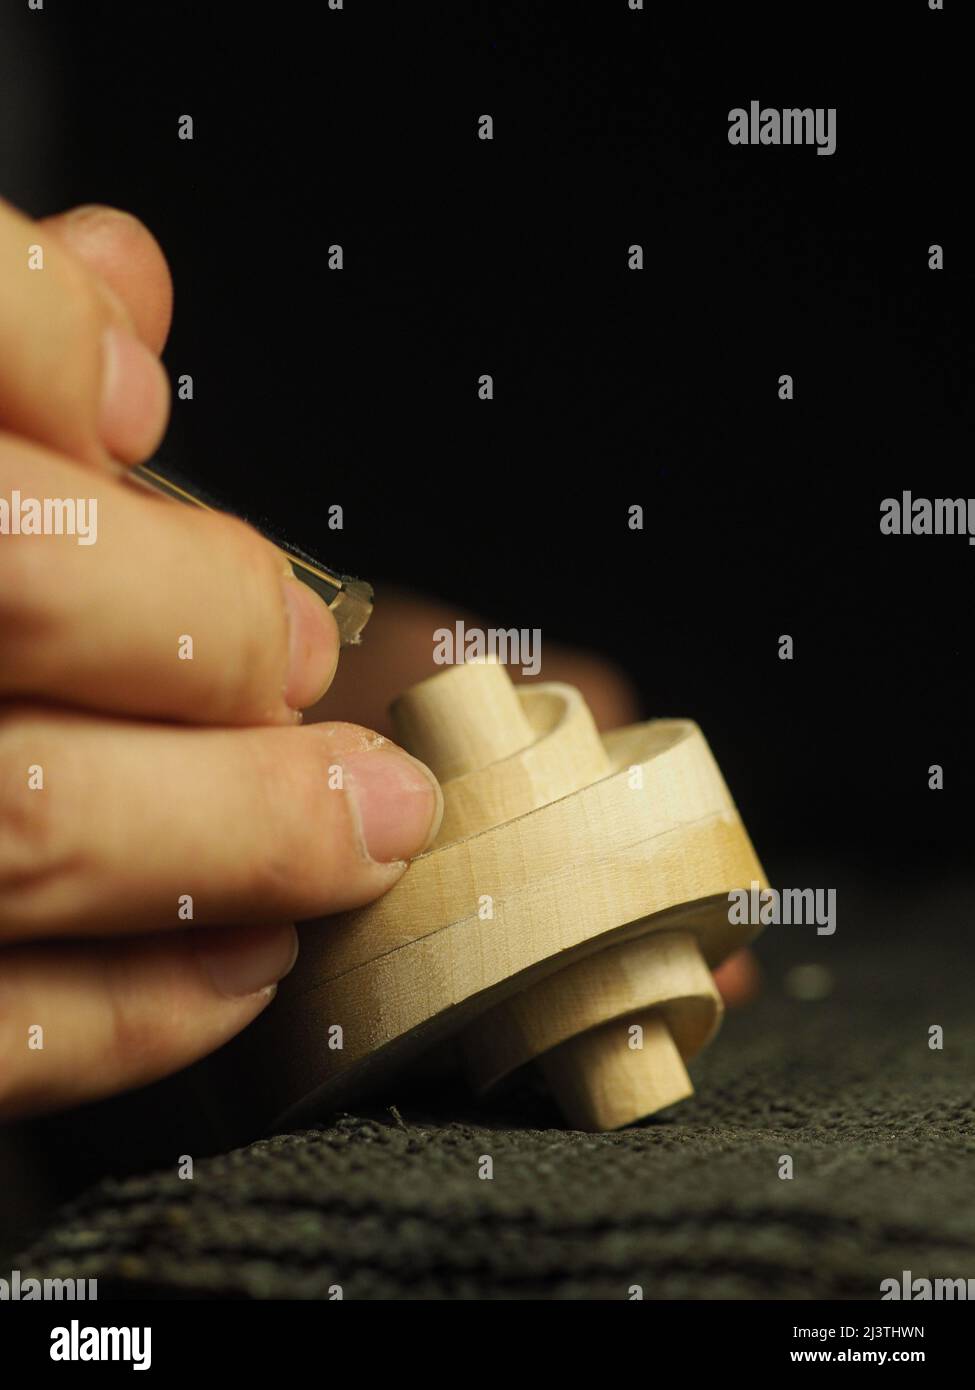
[244,661,767,1131]
[462,928,722,1096]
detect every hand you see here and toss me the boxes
[0,200,443,1120]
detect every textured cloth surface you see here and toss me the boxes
[14,932,975,1300]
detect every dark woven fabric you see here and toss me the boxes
[14,927,974,1300]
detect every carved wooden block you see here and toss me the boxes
[246,659,767,1132]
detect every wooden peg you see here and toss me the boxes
[462,929,722,1130]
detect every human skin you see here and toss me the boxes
[0,201,755,1121]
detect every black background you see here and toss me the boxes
[1,0,970,880]
[0,0,972,1243]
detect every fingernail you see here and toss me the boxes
[341,745,444,863]
[198,923,299,1000]
[99,325,170,463]
[282,576,340,709]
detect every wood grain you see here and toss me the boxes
[232,660,767,1131]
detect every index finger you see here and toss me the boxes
[0,436,339,724]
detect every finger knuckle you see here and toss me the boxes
[57,257,108,349]
[0,711,74,913]
[0,531,50,631]
[211,513,290,716]
[104,954,173,1078]
[241,731,331,909]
